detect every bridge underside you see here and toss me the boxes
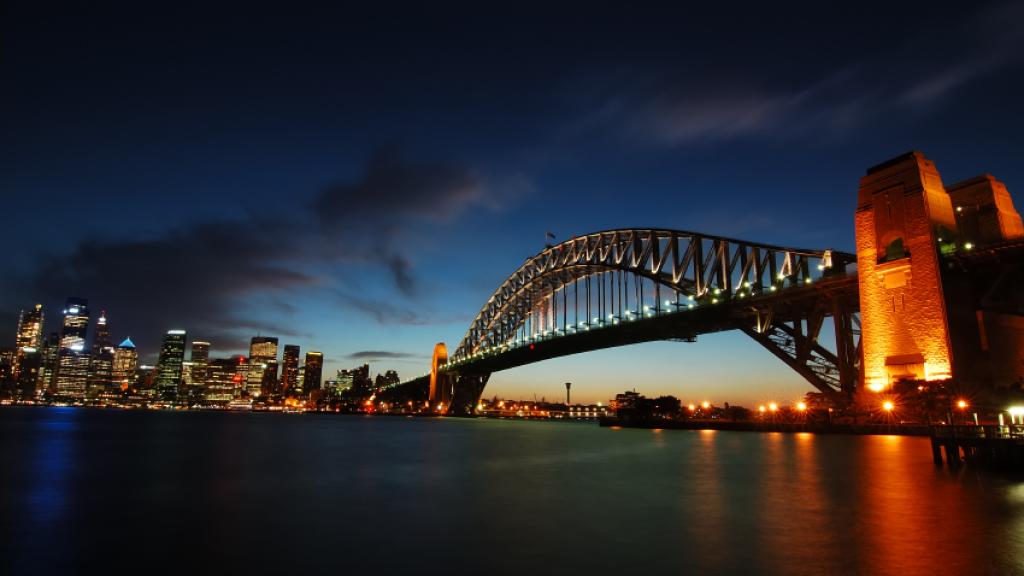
[437,275,860,414]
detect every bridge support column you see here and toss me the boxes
[855,152,957,391]
[448,373,490,416]
[428,343,451,412]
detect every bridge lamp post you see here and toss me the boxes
[882,400,895,429]
[796,402,808,423]
[956,399,968,424]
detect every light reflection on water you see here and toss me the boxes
[1,408,1022,575]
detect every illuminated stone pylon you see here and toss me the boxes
[855,152,958,390]
[428,342,450,409]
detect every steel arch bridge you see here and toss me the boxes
[395,229,863,415]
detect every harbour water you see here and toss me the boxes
[2,407,1022,575]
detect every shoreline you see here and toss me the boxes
[598,416,933,436]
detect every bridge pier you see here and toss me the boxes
[428,343,451,411]
[448,373,490,416]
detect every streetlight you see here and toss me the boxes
[882,400,894,412]
[796,402,807,412]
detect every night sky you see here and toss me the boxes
[3,1,1024,404]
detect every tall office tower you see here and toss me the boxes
[112,337,138,390]
[91,310,112,356]
[15,347,41,399]
[247,336,279,397]
[56,298,91,398]
[180,361,194,387]
[40,332,59,394]
[303,351,323,394]
[13,304,44,384]
[0,348,14,382]
[281,344,300,395]
[204,356,246,404]
[190,341,210,389]
[88,310,116,394]
[154,330,187,401]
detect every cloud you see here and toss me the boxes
[346,350,424,361]
[315,148,487,226]
[334,291,433,326]
[22,218,316,358]
[311,148,495,297]
[3,148,509,354]
[589,2,1024,145]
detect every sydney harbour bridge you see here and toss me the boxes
[387,152,1024,415]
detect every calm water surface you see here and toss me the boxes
[2,407,1022,575]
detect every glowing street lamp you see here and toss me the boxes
[701,401,710,409]
[956,399,968,410]
[882,400,894,412]
[796,402,807,412]
[768,402,778,412]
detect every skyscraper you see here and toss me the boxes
[56,298,90,399]
[205,356,247,405]
[112,337,138,390]
[154,329,187,401]
[88,310,115,395]
[247,336,278,397]
[13,304,44,387]
[281,344,300,395]
[190,341,210,389]
[40,332,59,394]
[303,351,323,395]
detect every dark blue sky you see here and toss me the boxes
[3,1,1024,403]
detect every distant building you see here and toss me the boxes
[15,347,41,399]
[303,351,323,394]
[181,361,194,387]
[112,338,138,390]
[247,336,279,397]
[0,348,15,384]
[190,341,210,388]
[612,390,642,411]
[55,297,90,398]
[154,330,187,400]
[13,304,44,386]
[135,365,156,391]
[374,369,400,389]
[281,344,300,395]
[88,310,115,395]
[205,356,247,405]
[39,332,59,394]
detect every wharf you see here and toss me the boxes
[930,425,1024,470]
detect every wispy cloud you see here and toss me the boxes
[346,350,425,361]
[590,2,1024,145]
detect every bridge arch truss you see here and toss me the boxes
[450,229,861,402]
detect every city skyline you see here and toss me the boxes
[4,2,1024,405]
